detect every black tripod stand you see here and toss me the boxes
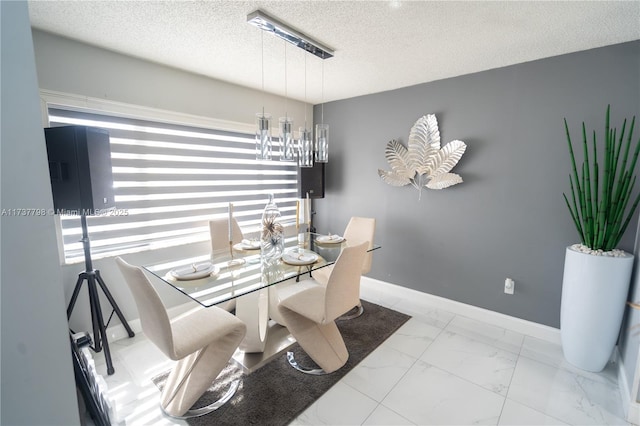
[67,215,134,375]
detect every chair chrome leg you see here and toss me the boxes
[338,303,364,321]
[161,379,240,419]
[287,351,327,375]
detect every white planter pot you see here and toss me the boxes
[561,245,634,372]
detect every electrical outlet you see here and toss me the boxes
[504,278,515,295]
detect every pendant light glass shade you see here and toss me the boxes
[256,113,272,160]
[279,117,295,161]
[314,123,329,163]
[298,127,313,168]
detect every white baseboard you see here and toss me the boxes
[618,349,640,425]
[360,276,561,343]
[618,353,632,424]
[629,398,640,425]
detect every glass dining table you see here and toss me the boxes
[143,232,380,372]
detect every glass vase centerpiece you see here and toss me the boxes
[261,194,284,263]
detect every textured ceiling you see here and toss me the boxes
[28,1,640,104]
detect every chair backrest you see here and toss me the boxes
[115,257,175,358]
[343,217,376,274]
[209,218,244,253]
[324,242,368,321]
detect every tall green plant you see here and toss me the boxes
[563,105,640,251]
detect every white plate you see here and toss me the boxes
[282,251,319,266]
[170,262,219,281]
[233,240,261,251]
[316,234,345,244]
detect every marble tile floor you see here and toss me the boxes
[89,295,631,426]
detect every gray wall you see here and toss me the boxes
[1,2,80,424]
[313,40,640,402]
[314,40,640,328]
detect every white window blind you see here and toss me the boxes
[48,108,298,264]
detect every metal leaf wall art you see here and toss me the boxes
[378,114,467,200]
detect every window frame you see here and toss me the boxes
[40,90,298,265]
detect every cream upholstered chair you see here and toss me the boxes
[115,257,246,418]
[314,217,376,318]
[276,242,368,374]
[209,217,244,253]
[209,218,245,312]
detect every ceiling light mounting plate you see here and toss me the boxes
[247,10,334,59]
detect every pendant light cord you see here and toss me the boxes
[284,41,288,119]
[321,53,325,125]
[304,52,307,128]
[261,31,265,116]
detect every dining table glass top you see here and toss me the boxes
[143,232,380,308]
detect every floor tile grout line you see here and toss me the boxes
[502,357,572,426]
[365,400,418,426]
[444,315,527,356]
[359,347,423,425]
[496,349,522,426]
[504,354,623,426]
[415,357,510,400]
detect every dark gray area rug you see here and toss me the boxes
[152,300,410,426]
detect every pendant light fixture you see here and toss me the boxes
[279,41,295,162]
[247,9,334,167]
[279,117,295,161]
[298,128,314,168]
[315,52,329,163]
[256,31,272,160]
[256,111,272,160]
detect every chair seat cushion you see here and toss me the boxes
[170,306,245,359]
[279,280,331,324]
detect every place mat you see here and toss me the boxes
[152,300,410,426]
